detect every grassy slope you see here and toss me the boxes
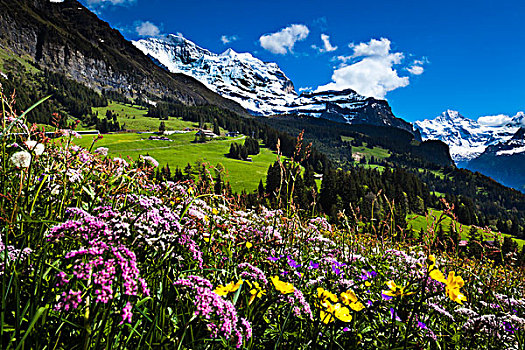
[0,46,38,74]
[408,209,525,248]
[74,132,276,193]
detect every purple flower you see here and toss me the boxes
[390,308,402,322]
[417,321,427,329]
[287,256,301,269]
[309,261,319,269]
[267,256,280,262]
[382,293,393,301]
[504,322,515,333]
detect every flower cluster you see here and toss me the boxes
[174,276,251,348]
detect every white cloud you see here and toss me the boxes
[406,58,427,75]
[316,37,410,99]
[313,34,337,53]
[135,21,161,37]
[259,24,309,55]
[478,114,513,127]
[407,65,424,75]
[220,35,239,45]
[350,37,391,57]
[299,86,313,92]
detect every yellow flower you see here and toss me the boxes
[340,290,365,311]
[320,302,335,324]
[318,287,338,303]
[340,290,358,305]
[214,279,243,296]
[383,280,415,298]
[271,276,295,294]
[333,303,353,322]
[349,301,365,312]
[429,268,447,284]
[319,301,353,323]
[212,208,219,215]
[427,254,436,268]
[445,271,467,304]
[246,242,253,249]
[246,281,266,305]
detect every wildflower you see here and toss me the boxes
[271,276,294,294]
[140,155,159,168]
[25,140,45,155]
[113,157,129,168]
[120,301,133,324]
[246,281,266,305]
[287,256,301,269]
[246,242,253,249]
[427,254,447,283]
[94,147,109,156]
[383,280,415,298]
[214,279,243,297]
[444,271,467,304]
[340,290,365,311]
[319,300,335,324]
[318,287,338,303]
[309,261,319,269]
[390,308,402,322]
[10,151,31,168]
[333,303,352,322]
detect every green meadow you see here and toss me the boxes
[90,102,198,132]
[73,132,277,193]
[408,209,525,248]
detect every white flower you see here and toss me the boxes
[94,147,109,156]
[10,151,32,168]
[66,169,83,183]
[140,155,159,168]
[113,157,129,168]
[51,185,60,196]
[24,140,45,155]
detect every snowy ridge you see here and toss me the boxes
[133,34,297,116]
[132,34,417,136]
[414,110,525,163]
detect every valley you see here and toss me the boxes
[1,1,525,349]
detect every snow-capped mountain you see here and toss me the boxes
[133,34,418,136]
[414,110,524,163]
[467,128,525,192]
[133,34,297,116]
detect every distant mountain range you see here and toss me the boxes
[467,127,525,192]
[415,110,525,191]
[414,110,525,163]
[133,34,418,136]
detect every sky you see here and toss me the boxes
[79,0,525,123]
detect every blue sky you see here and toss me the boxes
[80,0,525,123]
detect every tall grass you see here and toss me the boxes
[1,90,524,349]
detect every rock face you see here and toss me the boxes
[134,34,419,137]
[0,0,247,114]
[466,127,525,192]
[415,110,524,163]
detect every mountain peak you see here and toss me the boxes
[220,48,237,57]
[512,127,525,140]
[441,109,464,120]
